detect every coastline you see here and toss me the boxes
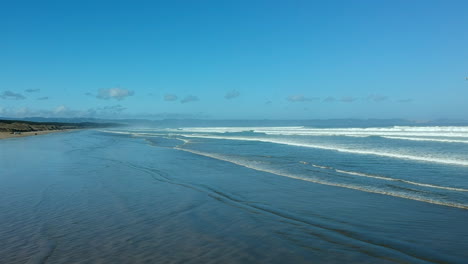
[1,129,468,263]
[0,129,75,140]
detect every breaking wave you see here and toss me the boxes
[177,134,468,167]
[172,126,468,138]
[312,165,468,192]
[174,147,468,210]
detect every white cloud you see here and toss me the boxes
[53,105,68,114]
[0,105,211,119]
[0,104,127,118]
[96,88,134,100]
[164,94,178,101]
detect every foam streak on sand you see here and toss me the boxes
[333,168,468,192]
[309,164,468,192]
[174,146,468,210]
[178,134,468,167]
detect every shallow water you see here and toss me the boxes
[1,128,468,263]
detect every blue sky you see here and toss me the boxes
[1,0,467,120]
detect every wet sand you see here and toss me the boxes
[1,130,467,263]
[0,130,73,140]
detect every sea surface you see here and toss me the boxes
[1,125,468,263]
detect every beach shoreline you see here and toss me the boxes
[0,119,119,140]
[0,129,74,140]
[1,129,468,263]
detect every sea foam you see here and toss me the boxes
[177,134,468,167]
[174,146,468,210]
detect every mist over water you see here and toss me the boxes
[2,126,468,263]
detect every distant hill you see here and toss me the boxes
[0,117,116,123]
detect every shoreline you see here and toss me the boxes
[0,129,75,140]
[1,129,467,263]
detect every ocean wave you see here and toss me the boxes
[174,147,468,210]
[381,136,468,144]
[99,130,134,135]
[102,128,468,139]
[177,134,468,167]
[99,130,165,137]
[312,166,468,192]
[172,126,468,138]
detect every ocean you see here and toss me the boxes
[1,125,468,263]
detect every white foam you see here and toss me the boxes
[99,130,134,135]
[103,127,468,139]
[312,164,333,170]
[332,169,468,192]
[100,129,468,208]
[100,130,164,137]
[177,134,468,167]
[175,147,468,210]
[172,126,468,138]
[381,136,468,144]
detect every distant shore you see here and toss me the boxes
[0,129,74,140]
[0,119,120,140]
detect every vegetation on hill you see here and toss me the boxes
[0,119,120,133]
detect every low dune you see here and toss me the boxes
[0,119,119,139]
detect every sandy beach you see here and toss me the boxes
[1,129,467,263]
[0,130,72,140]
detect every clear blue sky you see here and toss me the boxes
[1,0,467,120]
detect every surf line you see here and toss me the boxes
[381,136,468,144]
[302,163,468,192]
[177,134,468,167]
[174,147,468,210]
